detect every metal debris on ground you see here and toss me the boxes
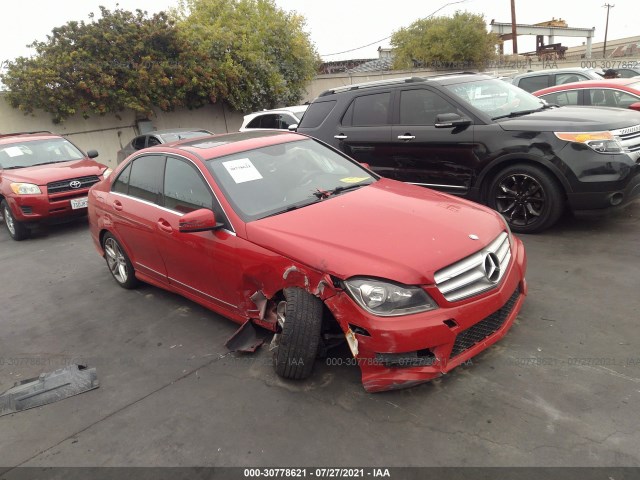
[0,364,99,416]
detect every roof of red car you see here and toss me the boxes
[0,132,60,145]
[149,130,306,160]
[533,78,640,97]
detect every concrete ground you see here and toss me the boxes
[1,205,639,468]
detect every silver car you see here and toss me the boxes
[117,128,213,164]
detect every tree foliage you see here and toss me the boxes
[175,0,319,112]
[390,12,498,70]
[0,1,319,123]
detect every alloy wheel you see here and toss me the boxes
[495,174,546,227]
[104,237,129,284]
[4,206,16,236]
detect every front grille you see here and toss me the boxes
[47,176,100,195]
[434,232,511,302]
[450,286,520,358]
[20,206,33,215]
[613,124,640,154]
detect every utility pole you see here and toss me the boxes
[603,3,614,58]
[510,0,518,54]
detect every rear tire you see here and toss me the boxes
[102,233,139,289]
[272,287,323,380]
[1,200,30,241]
[487,163,564,233]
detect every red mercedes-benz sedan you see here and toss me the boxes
[1,131,109,240]
[88,131,527,392]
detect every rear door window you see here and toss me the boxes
[112,163,132,194]
[298,100,337,128]
[127,155,166,204]
[346,92,391,126]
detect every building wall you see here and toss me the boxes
[0,94,243,168]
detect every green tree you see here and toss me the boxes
[1,1,319,123]
[0,7,207,123]
[175,0,319,112]
[391,12,498,70]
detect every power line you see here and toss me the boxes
[320,0,468,57]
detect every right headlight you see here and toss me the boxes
[344,277,438,317]
[10,183,41,195]
[554,131,624,154]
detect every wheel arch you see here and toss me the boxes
[99,228,136,264]
[477,155,571,202]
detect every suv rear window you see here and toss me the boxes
[298,101,336,128]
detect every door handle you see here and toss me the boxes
[113,200,123,211]
[334,134,348,140]
[157,219,173,233]
[397,135,416,140]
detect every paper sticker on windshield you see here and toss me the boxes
[3,147,24,157]
[340,176,370,184]
[222,158,263,184]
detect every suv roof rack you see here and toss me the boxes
[319,77,427,97]
[0,131,53,139]
[318,72,482,97]
[424,71,479,77]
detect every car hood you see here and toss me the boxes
[497,106,640,132]
[1,159,106,185]
[245,179,505,285]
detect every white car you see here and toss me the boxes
[239,105,308,132]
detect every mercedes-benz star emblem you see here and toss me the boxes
[483,252,501,283]
[469,234,479,240]
[69,180,82,189]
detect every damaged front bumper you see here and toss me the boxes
[325,237,527,393]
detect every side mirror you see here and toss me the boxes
[179,209,223,233]
[435,113,472,129]
[628,102,640,112]
[359,162,371,170]
[87,149,99,158]
[288,124,299,132]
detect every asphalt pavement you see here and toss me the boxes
[1,205,639,468]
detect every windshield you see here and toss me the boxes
[206,138,375,222]
[0,138,85,169]
[445,78,547,120]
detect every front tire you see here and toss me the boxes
[272,287,323,380]
[1,200,30,241]
[487,164,564,233]
[102,233,139,289]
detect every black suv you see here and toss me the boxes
[297,73,640,232]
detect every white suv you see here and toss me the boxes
[239,105,308,132]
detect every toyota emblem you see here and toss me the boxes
[483,252,501,283]
[69,180,82,189]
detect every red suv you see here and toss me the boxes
[0,132,109,240]
[88,131,527,392]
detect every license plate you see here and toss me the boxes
[70,197,88,210]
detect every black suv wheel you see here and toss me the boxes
[487,164,564,233]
